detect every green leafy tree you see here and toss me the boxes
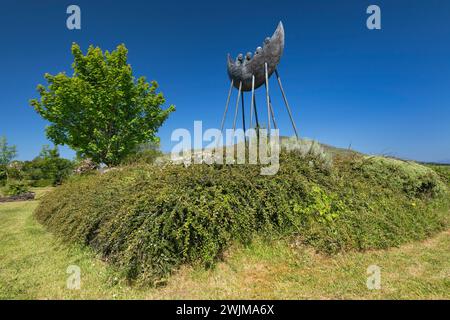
[0,136,17,183]
[0,136,17,166]
[30,43,174,166]
[22,145,74,186]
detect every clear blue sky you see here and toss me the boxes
[1,0,449,163]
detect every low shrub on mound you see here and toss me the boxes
[428,164,450,185]
[35,147,450,284]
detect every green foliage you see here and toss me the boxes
[0,136,17,185]
[35,150,450,285]
[282,137,333,170]
[293,185,344,224]
[22,146,74,187]
[2,200,450,299]
[0,167,6,186]
[0,146,74,188]
[5,181,30,196]
[356,156,446,198]
[30,43,175,166]
[427,164,450,186]
[0,136,17,166]
[121,141,163,165]
[7,161,24,181]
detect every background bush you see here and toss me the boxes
[121,141,163,165]
[0,166,7,187]
[5,180,30,196]
[0,146,75,188]
[23,146,74,186]
[35,147,450,285]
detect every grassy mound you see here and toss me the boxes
[35,146,450,285]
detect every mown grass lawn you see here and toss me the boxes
[0,194,449,299]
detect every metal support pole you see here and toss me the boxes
[264,62,271,136]
[250,75,255,128]
[275,69,299,139]
[232,81,242,132]
[215,79,235,152]
[253,94,259,128]
[219,79,234,136]
[264,83,278,129]
[241,92,246,143]
[269,97,278,130]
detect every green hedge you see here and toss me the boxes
[35,150,450,285]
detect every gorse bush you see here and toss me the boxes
[35,148,450,285]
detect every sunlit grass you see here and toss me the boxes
[0,199,449,299]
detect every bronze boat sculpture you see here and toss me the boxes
[219,21,299,139]
[227,22,285,92]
